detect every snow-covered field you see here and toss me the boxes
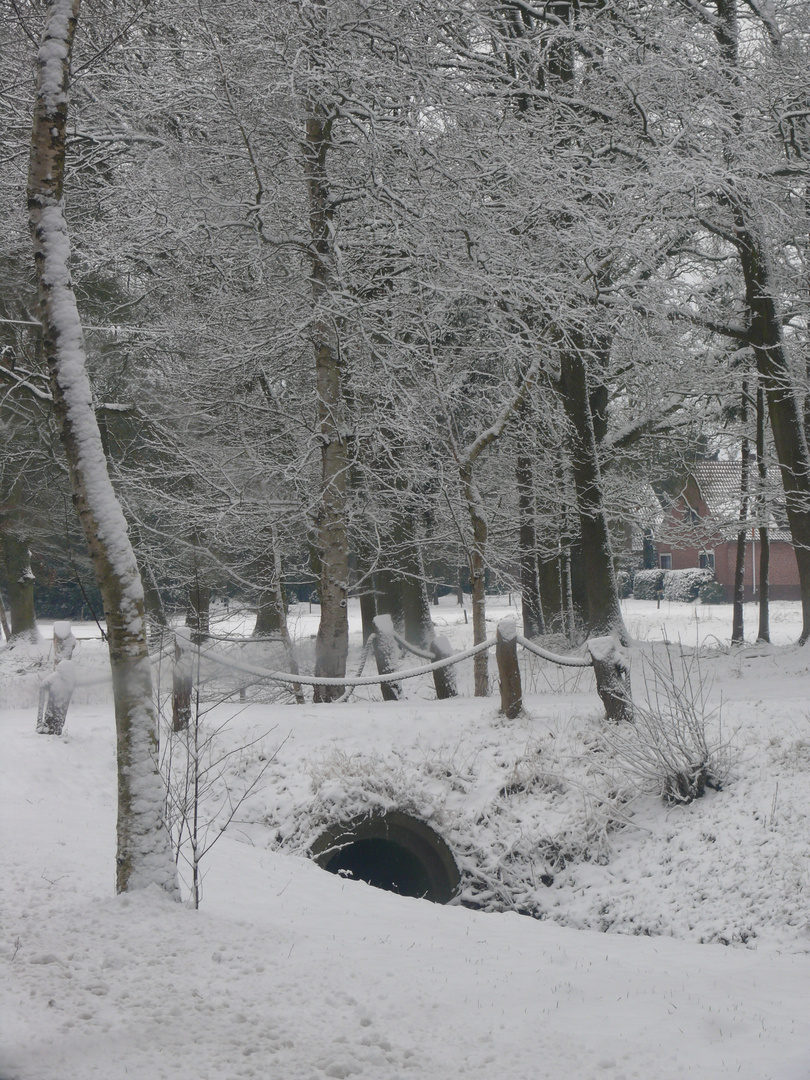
[2,596,809,1080]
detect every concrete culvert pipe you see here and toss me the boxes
[310,811,460,904]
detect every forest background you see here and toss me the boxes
[4,0,810,684]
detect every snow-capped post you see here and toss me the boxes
[496,619,522,719]
[36,621,79,735]
[587,636,632,723]
[36,659,76,736]
[429,635,457,699]
[27,0,179,897]
[52,620,77,666]
[371,614,403,701]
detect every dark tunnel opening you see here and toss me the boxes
[323,838,433,898]
[311,812,460,904]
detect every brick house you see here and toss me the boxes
[656,460,801,602]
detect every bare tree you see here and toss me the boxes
[27,0,178,896]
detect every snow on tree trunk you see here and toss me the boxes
[26,0,178,897]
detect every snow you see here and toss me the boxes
[2,597,810,1079]
[36,1,73,113]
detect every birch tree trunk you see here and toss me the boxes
[27,0,178,897]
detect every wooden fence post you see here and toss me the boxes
[429,635,458,699]
[52,620,77,665]
[587,635,632,722]
[36,659,77,735]
[372,615,403,701]
[36,622,79,735]
[496,619,522,719]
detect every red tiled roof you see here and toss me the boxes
[688,460,790,541]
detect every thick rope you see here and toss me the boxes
[199,635,498,687]
[333,633,377,703]
[391,629,434,660]
[515,633,593,668]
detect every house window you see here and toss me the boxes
[699,552,715,570]
[660,554,672,569]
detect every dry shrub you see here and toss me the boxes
[601,650,728,803]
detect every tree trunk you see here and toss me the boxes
[429,635,457,699]
[375,566,404,635]
[715,0,810,644]
[496,619,522,719]
[270,537,304,704]
[732,419,751,645]
[1,533,38,642]
[371,614,403,701]
[756,385,771,642]
[400,530,435,650]
[253,537,283,638]
[27,0,178,897]
[359,585,377,643]
[253,588,282,636]
[739,237,810,643]
[0,593,11,641]
[303,78,349,700]
[558,345,627,643]
[516,451,544,638]
[537,552,563,634]
[185,578,210,644]
[172,629,193,732]
[460,463,489,696]
[731,530,746,643]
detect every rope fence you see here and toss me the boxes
[35,618,629,737]
[166,616,631,723]
[196,634,497,687]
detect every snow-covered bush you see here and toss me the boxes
[600,652,727,804]
[699,579,726,604]
[616,571,633,598]
[632,569,665,600]
[662,568,714,602]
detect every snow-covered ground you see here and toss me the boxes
[2,597,809,1080]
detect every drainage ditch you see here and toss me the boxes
[310,811,460,904]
